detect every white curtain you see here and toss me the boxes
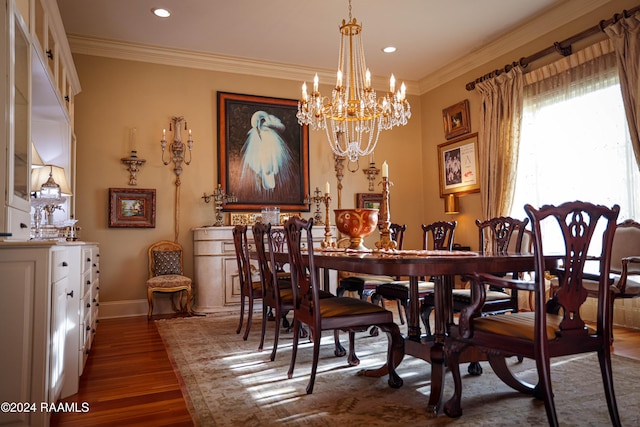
[605,11,640,170]
[476,67,523,220]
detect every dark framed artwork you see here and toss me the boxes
[108,188,156,228]
[217,92,310,211]
[437,133,480,197]
[442,99,471,140]
[356,193,383,210]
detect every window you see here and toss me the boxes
[510,46,640,254]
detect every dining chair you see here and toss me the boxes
[443,201,622,427]
[233,225,263,341]
[283,216,404,394]
[146,240,192,320]
[373,221,457,333]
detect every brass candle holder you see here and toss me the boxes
[375,176,397,250]
[362,161,380,192]
[304,187,325,225]
[321,192,335,248]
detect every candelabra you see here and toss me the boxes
[202,184,238,226]
[375,175,397,250]
[121,150,146,186]
[161,116,193,186]
[320,191,335,248]
[304,187,325,225]
[362,161,380,192]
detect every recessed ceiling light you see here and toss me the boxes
[383,46,397,53]
[152,8,171,18]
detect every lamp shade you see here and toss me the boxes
[31,165,72,196]
[31,144,45,167]
[444,194,459,214]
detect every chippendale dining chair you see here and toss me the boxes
[146,240,193,320]
[444,201,621,427]
[373,221,457,333]
[284,216,404,394]
[233,225,263,341]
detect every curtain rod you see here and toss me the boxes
[465,6,640,91]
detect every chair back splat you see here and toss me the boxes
[443,201,621,427]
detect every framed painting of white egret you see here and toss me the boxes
[217,92,310,211]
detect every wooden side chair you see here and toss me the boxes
[253,222,295,360]
[146,240,192,319]
[233,225,263,341]
[283,216,404,394]
[444,201,622,427]
[373,221,457,333]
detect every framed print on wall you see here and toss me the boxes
[437,133,480,197]
[217,92,310,211]
[356,193,383,210]
[442,99,471,140]
[108,188,156,228]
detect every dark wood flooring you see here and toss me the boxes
[51,313,640,426]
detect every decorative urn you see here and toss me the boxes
[334,208,379,251]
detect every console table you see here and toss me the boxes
[192,225,336,313]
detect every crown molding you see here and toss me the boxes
[417,0,612,94]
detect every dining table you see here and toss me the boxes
[290,247,561,417]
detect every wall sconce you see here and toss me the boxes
[121,128,146,186]
[362,161,380,192]
[444,194,459,214]
[161,116,193,186]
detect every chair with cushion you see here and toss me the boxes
[336,223,407,304]
[373,221,457,334]
[284,216,404,394]
[233,225,263,341]
[146,240,192,320]
[443,201,622,427]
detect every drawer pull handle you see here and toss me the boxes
[46,49,53,59]
[20,222,28,229]
[62,261,68,267]
[86,280,91,285]
[87,303,91,308]
[86,325,91,331]
[67,290,74,298]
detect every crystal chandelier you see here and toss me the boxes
[296,0,411,166]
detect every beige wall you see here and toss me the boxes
[73,56,424,314]
[73,0,638,316]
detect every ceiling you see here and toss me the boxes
[56,0,606,90]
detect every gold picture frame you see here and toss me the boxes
[442,99,471,140]
[108,188,156,228]
[437,133,480,197]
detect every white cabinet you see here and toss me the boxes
[193,226,337,313]
[0,242,69,427]
[61,243,99,399]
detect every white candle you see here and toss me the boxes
[382,161,389,178]
[302,82,308,101]
[400,82,406,100]
[336,70,342,87]
[162,128,166,140]
[389,75,396,93]
[325,181,330,194]
[365,69,371,88]
[313,74,319,92]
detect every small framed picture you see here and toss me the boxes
[437,133,480,197]
[356,193,383,210]
[442,99,471,140]
[108,188,156,228]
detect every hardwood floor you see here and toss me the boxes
[51,313,640,427]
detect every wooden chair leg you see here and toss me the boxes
[236,292,245,334]
[306,326,322,394]
[147,289,154,320]
[288,320,300,380]
[243,294,254,341]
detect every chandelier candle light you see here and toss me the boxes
[296,0,411,167]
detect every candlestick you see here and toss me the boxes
[202,184,238,226]
[321,192,335,248]
[375,176,397,250]
[381,160,389,178]
[304,187,325,224]
[325,181,330,194]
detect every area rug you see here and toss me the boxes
[156,314,640,427]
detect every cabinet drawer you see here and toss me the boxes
[52,249,70,282]
[5,206,31,240]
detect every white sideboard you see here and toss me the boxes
[0,240,99,426]
[192,225,336,314]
